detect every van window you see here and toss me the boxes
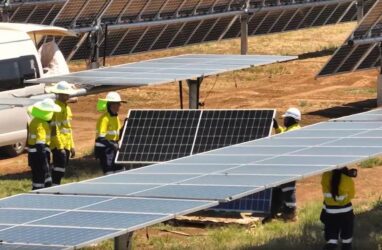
[0,55,39,91]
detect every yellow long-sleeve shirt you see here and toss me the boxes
[321,171,355,207]
[50,100,74,150]
[28,118,51,146]
[275,123,301,134]
[96,112,121,142]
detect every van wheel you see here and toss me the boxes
[3,141,26,157]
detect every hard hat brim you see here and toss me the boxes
[32,101,61,112]
[46,85,77,95]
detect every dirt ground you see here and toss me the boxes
[0,23,381,207]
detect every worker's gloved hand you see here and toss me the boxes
[273,119,279,129]
[70,148,76,158]
[112,143,119,151]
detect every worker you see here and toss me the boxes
[48,81,76,185]
[27,98,61,190]
[263,107,301,223]
[95,92,126,175]
[320,167,356,250]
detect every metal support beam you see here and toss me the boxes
[114,232,133,250]
[88,21,102,69]
[240,14,249,55]
[187,78,203,109]
[179,81,184,109]
[378,43,382,107]
[1,0,10,22]
[356,0,364,23]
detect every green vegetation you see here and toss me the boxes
[358,158,382,169]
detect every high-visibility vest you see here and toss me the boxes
[28,118,51,147]
[275,123,301,134]
[321,171,355,208]
[96,112,121,142]
[50,100,74,150]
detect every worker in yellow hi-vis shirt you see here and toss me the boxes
[95,92,126,175]
[48,81,77,186]
[263,108,301,224]
[27,99,61,190]
[321,167,356,250]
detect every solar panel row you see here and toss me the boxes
[318,0,382,76]
[55,0,360,61]
[0,194,217,249]
[1,108,382,248]
[36,108,382,202]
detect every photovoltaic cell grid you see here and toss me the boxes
[0,194,217,249]
[26,54,297,86]
[318,0,382,77]
[115,109,275,214]
[116,109,275,164]
[36,108,382,200]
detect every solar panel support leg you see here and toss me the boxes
[378,43,382,107]
[356,0,364,22]
[187,78,202,109]
[114,232,133,250]
[240,14,249,55]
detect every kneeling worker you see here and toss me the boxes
[27,99,61,190]
[48,81,77,185]
[263,107,301,223]
[95,92,126,175]
[321,167,356,250]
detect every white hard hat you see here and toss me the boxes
[102,92,126,103]
[31,98,61,112]
[47,81,76,95]
[282,107,301,121]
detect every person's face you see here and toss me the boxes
[283,117,296,127]
[57,94,70,103]
[109,102,121,114]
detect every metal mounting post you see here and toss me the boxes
[1,0,10,22]
[179,81,184,109]
[240,14,249,55]
[88,21,102,69]
[114,232,133,250]
[356,0,364,23]
[187,77,203,109]
[378,43,382,107]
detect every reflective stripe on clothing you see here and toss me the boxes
[32,183,45,188]
[282,186,296,192]
[107,130,118,135]
[96,112,121,141]
[95,142,106,147]
[53,167,65,173]
[323,205,353,214]
[60,128,72,134]
[342,238,353,243]
[285,202,296,208]
[28,118,51,146]
[324,193,347,201]
[27,148,37,153]
[50,100,74,150]
[29,134,37,139]
[327,239,338,244]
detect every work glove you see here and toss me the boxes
[273,118,279,129]
[70,148,76,158]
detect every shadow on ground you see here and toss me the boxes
[241,201,382,250]
[307,99,377,119]
[298,48,338,60]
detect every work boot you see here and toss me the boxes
[323,243,338,250]
[280,211,297,222]
[261,214,276,224]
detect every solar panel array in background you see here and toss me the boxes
[1,0,371,61]
[116,109,275,164]
[318,0,382,77]
[115,109,275,214]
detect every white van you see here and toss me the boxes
[0,24,74,156]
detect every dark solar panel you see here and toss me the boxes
[117,110,201,164]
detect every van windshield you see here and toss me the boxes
[0,55,39,91]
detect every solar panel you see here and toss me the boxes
[318,0,382,76]
[0,194,217,249]
[26,54,296,86]
[116,109,275,164]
